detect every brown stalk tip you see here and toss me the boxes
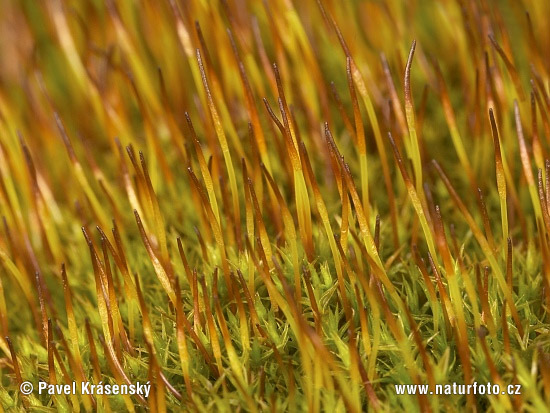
[404,40,417,97]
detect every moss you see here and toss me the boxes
[0,0,549,411]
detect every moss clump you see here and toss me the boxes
[0,0,549,411]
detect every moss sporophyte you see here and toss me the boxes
[0,0,549,411]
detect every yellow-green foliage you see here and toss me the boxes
[0,0,550,411]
